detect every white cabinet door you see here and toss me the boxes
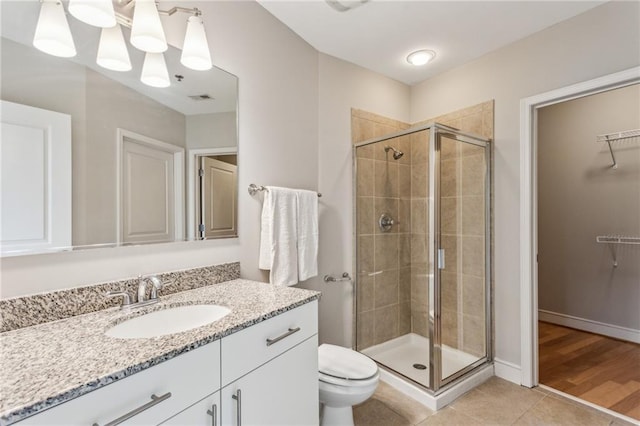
[161,391,220,426]
[221,336,318,426]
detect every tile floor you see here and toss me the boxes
[353,377,638,426]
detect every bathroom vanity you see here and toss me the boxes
[0,280,320,425]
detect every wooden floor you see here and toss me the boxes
[539,321,640,420]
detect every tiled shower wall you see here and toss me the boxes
[353,110,410,350]
[352,102,494,353]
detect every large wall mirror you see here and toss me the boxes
[0,1,238,256]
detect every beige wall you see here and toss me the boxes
[538,84,640,330]
[410,1,640,366]
[186,112,237,150]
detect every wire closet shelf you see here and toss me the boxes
[596,128,640,169]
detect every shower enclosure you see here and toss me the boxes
[354,123,491,397]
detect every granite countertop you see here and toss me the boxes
[0,279,320,425]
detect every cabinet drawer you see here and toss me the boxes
[18,341,220,426]
[221,300,317,386]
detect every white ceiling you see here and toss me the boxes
[257,0,607,85]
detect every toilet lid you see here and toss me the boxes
[318,344,378,380]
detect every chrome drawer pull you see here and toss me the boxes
[93,392,172,426]
[206,403,217,426]
[266,327,301,347]
[232,389,242,426]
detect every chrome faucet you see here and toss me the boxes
[137,275,163,304]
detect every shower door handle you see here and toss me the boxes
[438,249,445,270]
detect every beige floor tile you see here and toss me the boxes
[609,417,640,426]
[372,381,435,424]
[451,378,544,425]
[416,407,482,425]
[353,398,411,426]
[514,395,612,426]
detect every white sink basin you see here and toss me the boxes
[106,304,231,339]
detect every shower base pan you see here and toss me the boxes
[362,333,493,411]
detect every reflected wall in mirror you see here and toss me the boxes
[0,1,238,257]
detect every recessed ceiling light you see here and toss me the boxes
[406,49,436,66]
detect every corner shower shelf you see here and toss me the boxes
[596,128,640,169]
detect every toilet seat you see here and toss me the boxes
[318,344,378,387]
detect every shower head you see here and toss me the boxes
[384,146,404,160]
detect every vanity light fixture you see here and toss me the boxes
[130,0,167,53]
[97,24,132,72]
[33,0,77,58]
[406,49,436,66]
[181,15,212,71]
[32,0,213,88]
[68,0,116,28]
[141,52,171,88]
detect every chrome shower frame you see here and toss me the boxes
[352,122,493,395]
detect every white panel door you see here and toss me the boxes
[121,138,175,244]
[0,100,71,255]
[200,157,237,239]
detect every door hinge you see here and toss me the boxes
[199,223,205,233]
[198,168,204,177]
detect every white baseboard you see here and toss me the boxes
[539,310,640,344]
[494,358,521,385]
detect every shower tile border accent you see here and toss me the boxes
[0,262,240,333]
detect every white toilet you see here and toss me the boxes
[318,344,380,426]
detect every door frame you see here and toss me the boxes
[116,128,185,244]
[186,147,238,241]
[519,66,639,387]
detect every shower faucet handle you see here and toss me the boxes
[379,213,397,232]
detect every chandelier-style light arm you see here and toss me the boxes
[159,7,202,17]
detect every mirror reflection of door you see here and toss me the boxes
[198,155,237,239]
[119,129,184,245]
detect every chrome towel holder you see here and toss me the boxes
[324,272,352,282]
[248,183,321,197]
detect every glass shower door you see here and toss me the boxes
[433,130,490,388]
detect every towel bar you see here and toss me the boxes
[248,183,321,197]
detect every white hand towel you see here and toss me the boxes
[296,189,318,281]
[259,186,299,286]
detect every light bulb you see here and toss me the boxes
[33,0,77,58]
[97,24,132,72]
[69,0,116,28]
[181,15,212,71]
[130,0,167,53]
[141,53,170,88]
[406,50,436,66]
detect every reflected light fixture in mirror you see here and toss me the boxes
[32,0,213,87]
[32,0,76,58]
[68,0,116,28]
[141,52,171,88]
